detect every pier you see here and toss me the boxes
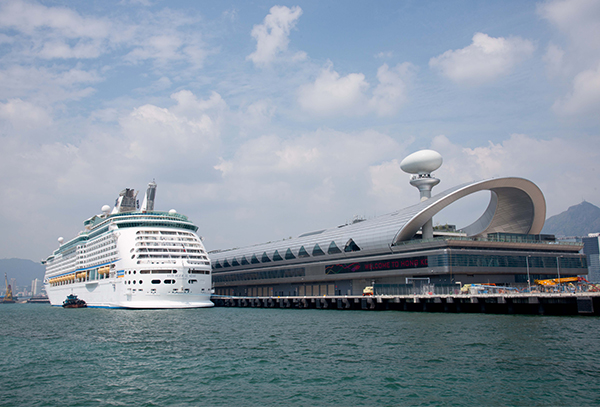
[211,293,600,316]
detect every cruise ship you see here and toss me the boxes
[43,182,213,308]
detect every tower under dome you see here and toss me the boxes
[400,149,443,239]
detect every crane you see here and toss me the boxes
[3,273,15,303]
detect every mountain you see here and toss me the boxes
[542,201,600,237]
[0,258,45,290]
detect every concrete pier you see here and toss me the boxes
[211,293,600,316]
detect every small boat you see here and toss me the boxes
[62,294,87,308]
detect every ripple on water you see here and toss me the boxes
[1,305,600,406]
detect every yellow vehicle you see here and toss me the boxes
[534,277,589,286]
[362,286,374,296]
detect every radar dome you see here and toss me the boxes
[400,150,443,175]
[58,237,64,244]
[101,205,111,213]
[169,209,177,215]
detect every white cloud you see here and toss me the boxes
[297,62,369,116]
[120,90,226,163]
[369,62,414,116]
[298,62,413,117]
[375,51,393,59]
[538,0,600,116]
[0,0,114,60]
[552,62,600,115]
[36,40,105,59]
[538,0,600,53]
[0,65,101,104]
[0,0,209,74]
[429,33,534,85]
[125,34,183,63]
[368,159,413,212]
[238,99,276,133]
[211,129,404,241]
[543,43,565,76]
[247,5,304,67]
[0,0,111,39]
[0,98,52,135]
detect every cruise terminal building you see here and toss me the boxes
[209,151,587,296]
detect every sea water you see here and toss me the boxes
[1,304,599,406]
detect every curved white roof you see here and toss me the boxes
[210,177,546,268]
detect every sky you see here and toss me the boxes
[1,0,600,262]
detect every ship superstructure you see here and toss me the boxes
[43,182,213,308]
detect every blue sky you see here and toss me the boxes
[1,0,599,261]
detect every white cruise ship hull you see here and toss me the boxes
[46,278,213,309]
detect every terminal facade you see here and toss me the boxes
[208,153,588,296]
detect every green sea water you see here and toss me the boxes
[1,304,599,406]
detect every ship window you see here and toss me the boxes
[140,270,151,274]
[328,241,342,254]
[261,252,271,262]
[344,239,361,253]
[285,249,296,260]
[223,259,231,267]
[164,279,175,284]
[139,280,142,284]
[273,250,283,261]
[241,256,249,265]
[189,279,197,284]
[312,244,325,256]
[152,280,161,284]
[251,254,260,264]
[214,261,222,269]
[298,246,310,258]
[232,258,240,266]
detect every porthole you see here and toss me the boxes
[139,280,142,284]
[151,280,161,284]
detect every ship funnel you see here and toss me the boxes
[115,188,138,213]
[141,180,157,212]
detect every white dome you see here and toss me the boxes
[400,150,443,174]
[101,205,111,213]
[169,209,177,215]
[58,237,64,244]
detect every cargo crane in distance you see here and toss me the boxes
[2,273,15,303]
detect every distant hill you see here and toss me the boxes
[0,258,45,290]
[542,201,600,237]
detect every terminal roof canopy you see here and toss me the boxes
[210,177,546,267]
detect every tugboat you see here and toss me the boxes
[62,294,87,308]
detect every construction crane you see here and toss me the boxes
[3,273,15,303]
